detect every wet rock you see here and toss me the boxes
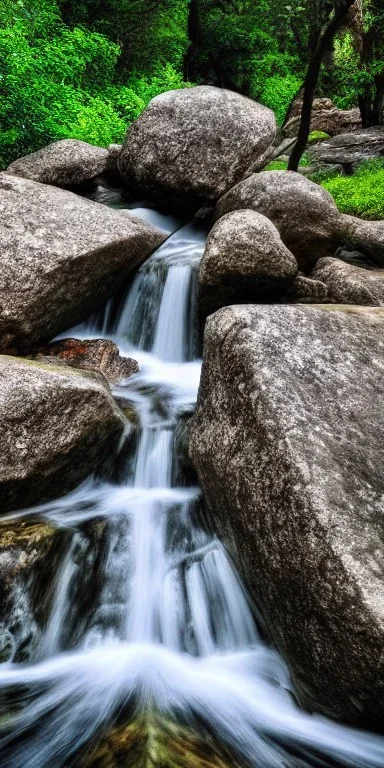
[308,128,384,168]
[190,303,384,727]
[6,139,109,188]
[35,339,139,384]
[311,257,384,305]
[0,520,57,662]
[77,716,237,768]
[280,274,327,303]
[118,86,276,207]
[0,355,127,514]
[0,173,166,353]
[215,171,342,272]
[199,210,298,316]
[283,98,361,139]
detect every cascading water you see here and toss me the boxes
[1,189,384,767]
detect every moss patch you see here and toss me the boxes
[316,159,384,220]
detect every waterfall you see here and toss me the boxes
[1,189,384,768]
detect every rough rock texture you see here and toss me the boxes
[341,216,384,266]
[189,304,384,727]
[311,257,384,305]
[308,128,384,168]
[35,338,139,383]
[283,99,361,138]
[215,171,342,271]
[283,98,361,139]
[199,210,298,315]
[280,274,327,303]
[0,355,126,514]
[6,140,109,187]
[0,173,166,353]
[118,86,276,206]
[215,170,384,271]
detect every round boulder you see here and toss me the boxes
[215,171,343,272]
[199,210,298,316]
[311,257,384,305]
[6,140,109,188]
[118,86,276,206]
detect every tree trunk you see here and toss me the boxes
[184,0,200,81]
[288,0,357,172]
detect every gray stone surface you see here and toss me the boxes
[190,303,384,726]
[118,86,276,205]
[199,210,298,315]
[0,355,126,514]
[0,173,166,353]
[311,257,384,305]
[280,274,327,303]
[309,128,384,167]
[215,171,342,271]
[6,139,109,187]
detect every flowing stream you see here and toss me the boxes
[1,189,384,766]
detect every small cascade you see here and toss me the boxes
[1,195,384,768]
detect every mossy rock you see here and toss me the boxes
[308,131,330,144]
[78,716,239,768]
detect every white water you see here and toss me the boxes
[1,193,384,766]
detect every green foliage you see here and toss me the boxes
[319,159,384,219]
[0,0,191,168]
[260,74,302,124]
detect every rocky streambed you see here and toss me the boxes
[0,85,384,765]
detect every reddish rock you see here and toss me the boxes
[283,98,361,139]
[35,339,139,383]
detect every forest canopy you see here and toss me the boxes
[0,0,383,167]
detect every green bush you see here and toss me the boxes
[319,160,384,220]
[0,0,191,168]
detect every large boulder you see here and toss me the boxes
[118,86,276,206]
[308,128,384,169]
[34,338,139,383]
[199,210,298,316]
[283,97,361,139]
[311,257,384,305]
[6,140,109,188]
[190,304,384,727]
[215,171,342,271]
[0,173,166,353]
[0,355,126,514]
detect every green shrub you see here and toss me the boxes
[319,160,384,220]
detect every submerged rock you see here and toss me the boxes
[215,171,341,271]
[0,356,126,514]
[0,173,166,353]
[311,257,384,305]
[0,519,57,662]
[190,304,384,727]
[118,86,276,206]
[6,139,109,188]
[35,339,139,384]
[77,716,238,768]
[199,210,298,316]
